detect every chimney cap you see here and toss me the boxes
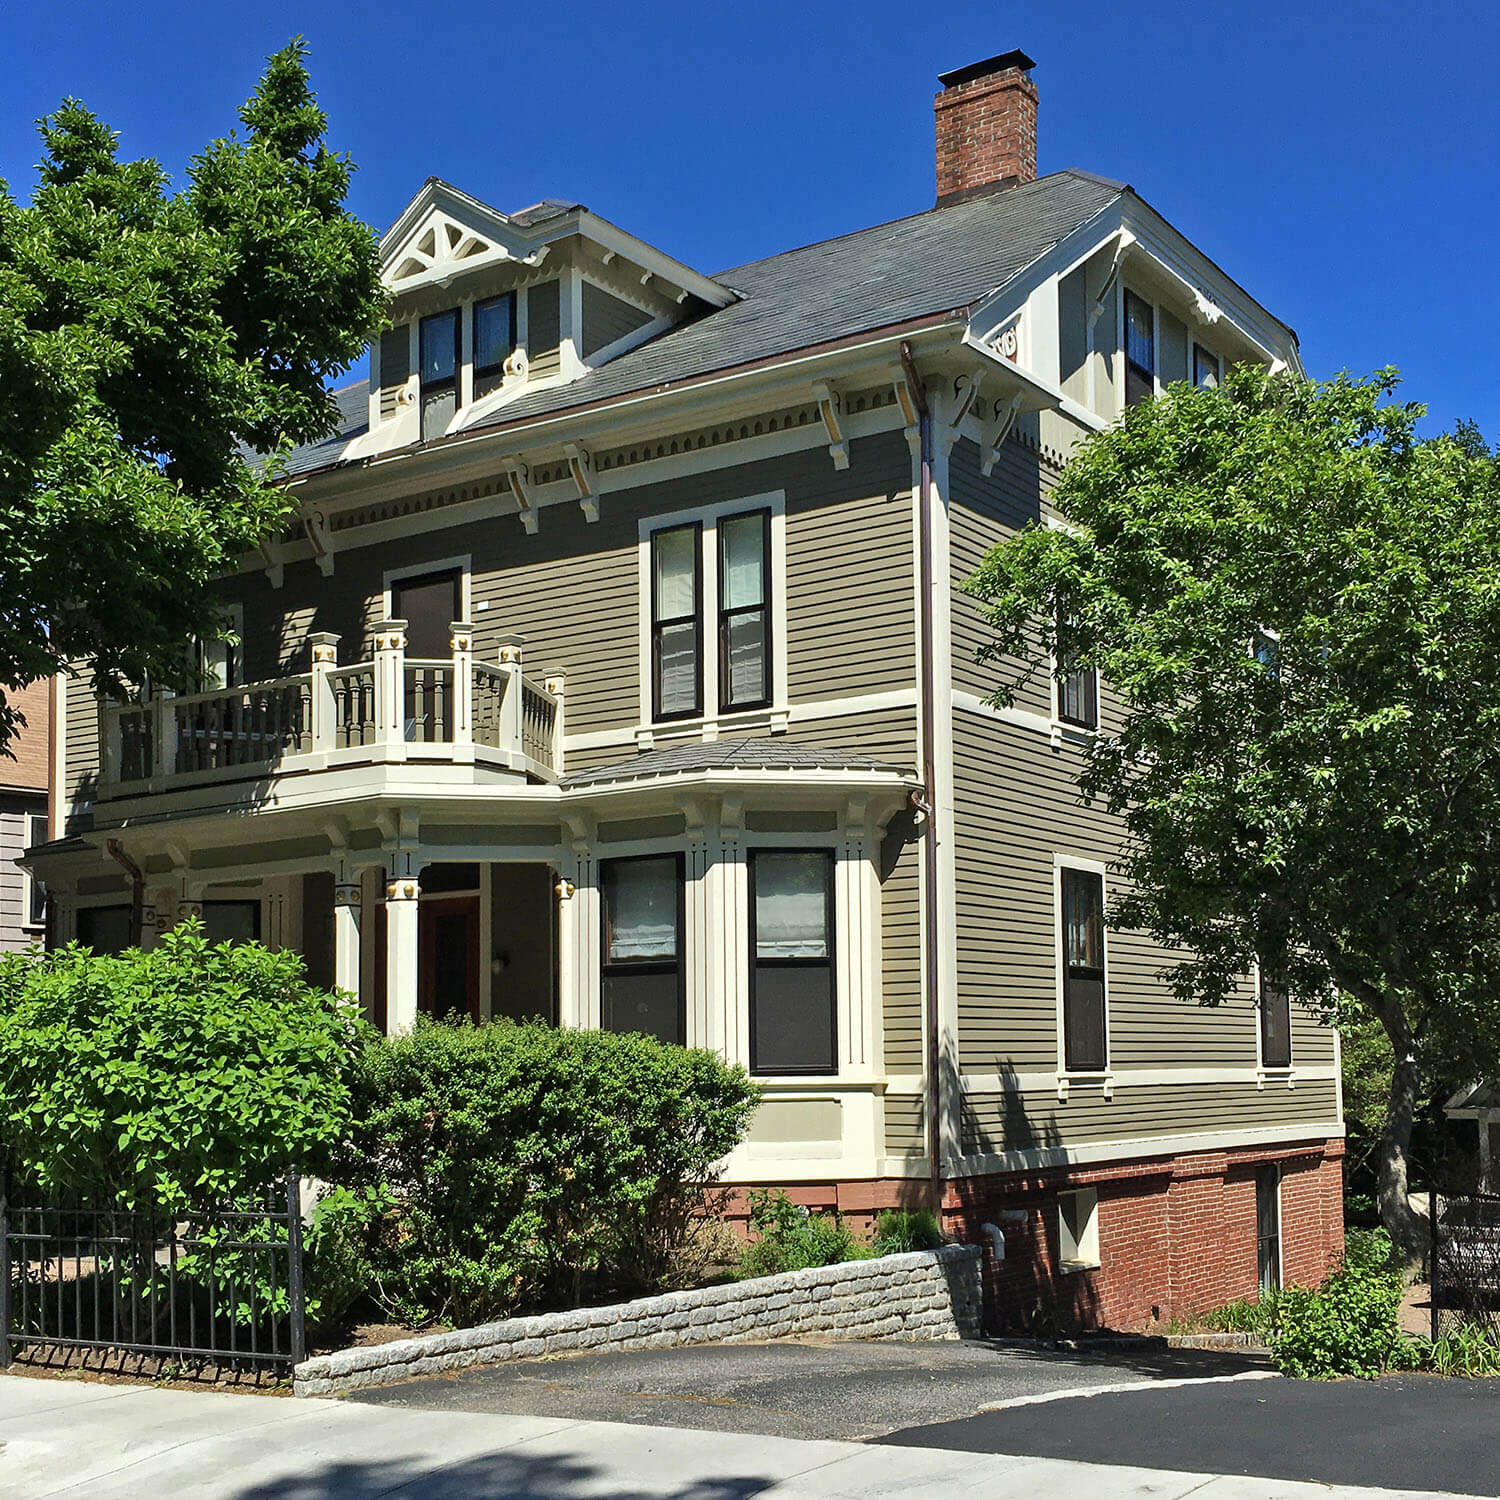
[937,49,1037,90]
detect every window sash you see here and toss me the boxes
[601,855,685,1046]
[1193,343,1220,389]
[1124,290,1154,406]
[750,849,835,1076]
[1260,976,1292,1070]
[1061,868,1107,1071]
[651,523,702,720]
[718,510,771,712]
[419,309,460,440]
[474,294,516,400]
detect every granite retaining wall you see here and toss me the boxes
[294,1244,983,1397]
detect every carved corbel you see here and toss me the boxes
[1088,229,1136,329]
[259,538,284,590]
[981,392,1025,477]
[811,382,849,470]
[564,442,597,522]
[504,460,537,535]
[303,507,334,577]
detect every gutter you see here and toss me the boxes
[900,338,945,1218]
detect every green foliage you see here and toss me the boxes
[1198,1291,1282,1336]
[736,1189,871,1279]
[0,39,385,745]
[1268,1228,1405,1378]
[333,1019,759,1326]
[0,922,363,1209]
[871,1207,943,1255]
[1339,1007,1397,1195]
[964,369,1500,1245]
[1419,1325,1500,1376]
[304,1183,391,1335]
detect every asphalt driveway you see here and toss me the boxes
[350,1337,1265,1442]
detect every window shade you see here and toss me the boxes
[606,856,679,960]
[754,851,829,958]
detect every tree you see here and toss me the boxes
[965,369,1500,1255]
[0,40,385,749]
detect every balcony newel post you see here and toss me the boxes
[449,621,474,752]
[374,619,408,752]
[497,634,525,764]
[151,694,171,782]
[308,632,341,753]
[544,674,566,776]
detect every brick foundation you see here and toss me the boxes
[727,1135,1344,1334]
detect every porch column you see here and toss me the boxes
[384,873,420,1034]
[333,879,363,1003]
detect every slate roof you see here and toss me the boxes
[559,738,915,789]
[277,170,1124,480]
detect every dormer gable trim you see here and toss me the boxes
[380,180,549,293]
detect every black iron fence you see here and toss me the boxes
[1429,1189,1500,1342]
[0,1172,305,1373]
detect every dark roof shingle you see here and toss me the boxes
[560,738,914,789]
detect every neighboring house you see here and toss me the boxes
[0,678,52,951]
[30,50,1343,1329]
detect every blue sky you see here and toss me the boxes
[5,0,1494,437]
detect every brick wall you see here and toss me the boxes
[1,678,51,795]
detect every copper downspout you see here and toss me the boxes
[105,839,145,947]
[900,340,944,1217]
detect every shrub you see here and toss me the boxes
[1199,1291,1281,1337]
[736,1189,870,1279]
[0,922,363,1208]
[334,1018,759,1325]
[872,1208,943,1255]
[1268,1229,1405,1379]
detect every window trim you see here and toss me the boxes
[637,491,788,737]
[1055,855,1110,1079]
[747,847,837,1078]
[717,507,773,715]
[1257,967,1294,1075]
[650,521,704,722]
[382,556,473,635]
[599,852,687,1047]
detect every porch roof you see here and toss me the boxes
[559,739,913,789]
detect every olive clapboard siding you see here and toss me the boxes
[234,432,918,747]
[884,1094,925,1157]
[527,280,562,379]
[580,281,652,358]
[0,798,46,949]
[960,1079,1340,1156]
[64,673,100,824]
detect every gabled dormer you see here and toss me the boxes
[349,179,736,460]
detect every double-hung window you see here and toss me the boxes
[1055,610,1098,731]
[1124,289,1154,407]
[419,308,460,440]
[648,505,776,724]
[1259,972,1292,1070]
[1193,343,1221,389]
[601,855,685,1046]
[718,509,771,712]
[750,850,835,1074]
[473,294,516,401]
[651,524,703,719]
[1060,866,1108,1072]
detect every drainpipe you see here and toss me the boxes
[105,839,145,946]
[901,339,945,1220]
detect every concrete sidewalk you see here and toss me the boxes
[0,1372,1481,1500]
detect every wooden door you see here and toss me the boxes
[419,895,480,1022]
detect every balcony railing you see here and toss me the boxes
[99,622,563,796]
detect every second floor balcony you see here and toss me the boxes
[97,623,563,802]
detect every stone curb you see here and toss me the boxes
[294,1244,983,1397]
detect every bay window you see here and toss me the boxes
[1060,866,1108,1072]
[750,850,835,1075]
[601,855,685,1045]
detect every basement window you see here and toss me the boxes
[1058,1188,1100,1272]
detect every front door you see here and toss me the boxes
[419,895,480,1022]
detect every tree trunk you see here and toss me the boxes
[1376,1046,1427,1262]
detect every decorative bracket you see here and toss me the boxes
[950,371,983,429]
[303,507,334,577]
[1190,289,1222,326]
[564,442,597,522]
[811,382,849,470]
[1088,229,1136,328]
[259,538,284,590]
[981,393,1025,476]
[504,460,537,534]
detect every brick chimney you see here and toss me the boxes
[934,49,1038,206]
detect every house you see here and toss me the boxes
[0,679,52,952]
[29,49,1344,1330]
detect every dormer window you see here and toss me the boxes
[1124,290,1154,406]
[474,294,517,401]
[419,308,460,440]
[1193,343,1221,389]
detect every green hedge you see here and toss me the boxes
[333,1018,759,1325]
